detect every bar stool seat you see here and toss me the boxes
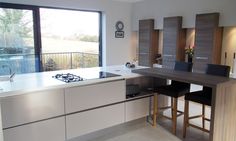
[155,84,190,98]
[152,61,192,135]
[184,90,211,106]
[183,64,230,138]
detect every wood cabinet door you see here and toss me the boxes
[138,53,151,66]
[193,28,214,72]
[195,13,219,28]
[193,13,221,73]
[3,117,65,141]
[162,55,176,69]
[138,19,158,67]
[139,20,153,59]
[162,17,185,69]
[139,31,151,54]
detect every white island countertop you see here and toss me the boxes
[0,65,146,98]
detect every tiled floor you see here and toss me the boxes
[159,98,210,141]
[72,99,210,141]
[72,120,181,141]
[88,123,181,141]
[158,84,210,141]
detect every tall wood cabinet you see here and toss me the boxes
[193,13,223,73]
[162,16,186,69]
[138,19,158,67]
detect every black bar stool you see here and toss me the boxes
[153,61,192,135]
[183,64,230,138]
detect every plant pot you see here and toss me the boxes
[188,56,193,63]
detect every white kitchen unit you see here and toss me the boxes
[65,79,126,140]
[125,97,150,122]
[65,80,125,114]
[66,103,125,140]
[0,89,64,129]
[3,117,65,141]
[0,66,149,141]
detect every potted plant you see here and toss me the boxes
[185,45,194,63]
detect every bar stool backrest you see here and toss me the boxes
[203,64,230,95]
[206,64,230,77]
[172,61,193,87]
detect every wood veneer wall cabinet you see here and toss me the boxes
[162,16,186,69]
[193,13,223,73]
[138,19,158,67]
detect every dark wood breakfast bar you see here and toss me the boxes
[132,68,236,141]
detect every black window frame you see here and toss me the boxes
[0,3,42,71]
[0,2,103,72]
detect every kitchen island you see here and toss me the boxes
[0,65,146,97]
[0,65,162,141]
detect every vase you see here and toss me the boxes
[188,56,193,63]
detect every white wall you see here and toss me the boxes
[0,0,134,66]
[132,0,236,30]
[4,0,235,66]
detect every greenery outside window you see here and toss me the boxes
[0,3,102,75]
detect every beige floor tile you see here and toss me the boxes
[88,123,181,141]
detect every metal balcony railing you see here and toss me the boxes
[0,52,99,75]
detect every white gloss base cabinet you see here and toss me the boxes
[66,103,125,140]
[0,89,65,129]
[125,97,150,122]
[3,117,65,141]
[0,79,151,141]
[65,80,126,140]
[65,80,125,114]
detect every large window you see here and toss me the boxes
[40,8,100,71]
[0,3,101,75]
[0,5,39,75]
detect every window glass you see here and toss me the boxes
[0,3,102,75]
[40,8,100,71]
[0,7,38,75]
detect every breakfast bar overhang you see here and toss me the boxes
[132,67,236,141]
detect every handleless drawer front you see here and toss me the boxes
[66,103,125,140]
[125,97,150,122]
[1,89,65,129]
[3,117,65,141]
[65,80,125,114]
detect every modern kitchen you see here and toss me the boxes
[0,0,236,141]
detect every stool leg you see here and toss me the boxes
[153,94,158,126]
[183,100,189,138]
[171,97,174,118]
[172,98,177,135]
[202,104,205,130]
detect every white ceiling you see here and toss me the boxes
[111,0,144,3]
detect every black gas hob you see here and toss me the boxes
[53,71,120,83]
[53,73,84,83]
